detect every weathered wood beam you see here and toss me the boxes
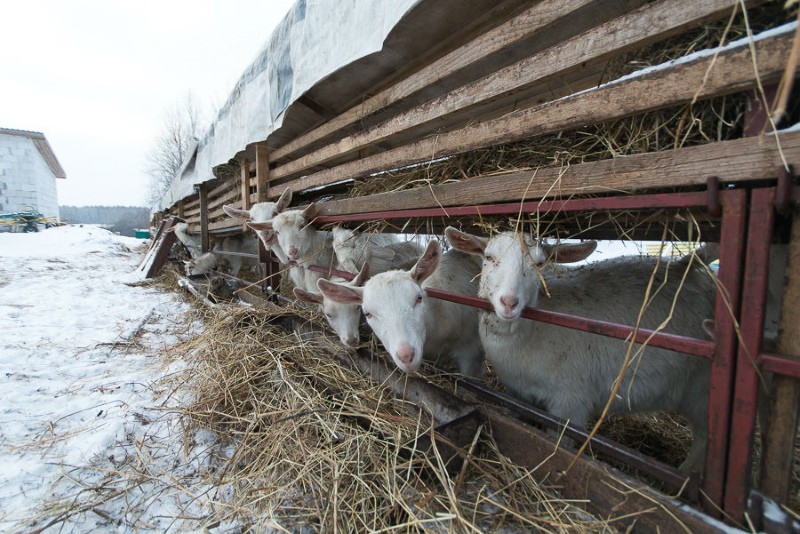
[274,29,794,198]
[271,0,752,180]
[760,207,800,505]
[199,184,210,252]
[270,0,600,162]
[313,132,800,217]
[239,158,251,211]
[255,143,269,203]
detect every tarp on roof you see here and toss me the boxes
[156,0,420,211]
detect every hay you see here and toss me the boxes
[348,2,791,201]
[171,305,615,532]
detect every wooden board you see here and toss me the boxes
[273,30,794,197]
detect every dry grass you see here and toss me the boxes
[170,304,616,532]
[349,2,791,202]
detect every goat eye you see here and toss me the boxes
[363,311,373,320]
[484,255,495,264]
[414,294,423,306]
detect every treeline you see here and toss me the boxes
[59,206,151,237]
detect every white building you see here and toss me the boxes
[0,128,66,218]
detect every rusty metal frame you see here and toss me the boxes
[284,187,800,524]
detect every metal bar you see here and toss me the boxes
[724,187,776,523]
[315,190,710,223]
[425,288,715,358]
[702,188,748,512]
[304,263,355,280]
[759,353,800,380]
[455,377,694,494]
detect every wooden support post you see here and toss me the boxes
[177,200,185,219]
[240,158,251,210]
[199,184,210,253]
[256,142,269,202]
[760,207,800,505]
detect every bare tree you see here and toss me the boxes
[145,92,206,206]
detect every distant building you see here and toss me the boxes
[0,128,66,218]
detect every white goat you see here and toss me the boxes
[445,227,715,472]
[184,233,259,277]
[318,240,484,377]
[256,203,335,292]
[331,225,399,273]
[294,240,424,347]
[223,188,293,261]
[293,267,371,348]
[172,222,202,258]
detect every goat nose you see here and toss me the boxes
[500,295,519,310]
[288,246,298,259]
[396,344,415,365]
[344,335,359,347]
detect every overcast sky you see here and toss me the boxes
[1,0,296,208]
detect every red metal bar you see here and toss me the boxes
[456,376,694,494]
[702,189,748,512]
[304,263,356,280]
[759,352,800,380]
[315,191,710,223]
[425,288,714,358]
[724,187,776,524]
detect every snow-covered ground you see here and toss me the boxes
[0,225,219,532]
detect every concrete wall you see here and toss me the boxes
[0,133,60,219]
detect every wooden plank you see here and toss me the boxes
[239,158,251,211]
[483,409,723,533]
[269,0,600,162]
[199,184,210,253]
[271,0,750,180]
[274,29,795,197]
[760,207,800,504]
[256,143,269,203]
[313,132,800,216]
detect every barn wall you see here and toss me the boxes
[155,1,800,530]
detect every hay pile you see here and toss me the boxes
[348,2,791,202]
[173,305,614,532]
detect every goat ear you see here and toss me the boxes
[542,240,597,264]
[445,226,486,256]
[410,240,441,284]
[223,204,250,219]
[318,278,363,305]
[351,263,370,287]
[247,221,273,232]
[302,202,318,222]
[276,188,292,213]
[293,287,324,305]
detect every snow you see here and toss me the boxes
[0,225,213,532]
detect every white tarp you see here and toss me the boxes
[157,0,420,211]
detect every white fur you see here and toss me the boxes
[224,189,293,263]
[294,241,422,347]
[446,227,715,472]
[294,269,369,348]
[172,222,202,258]
[184,234,259,277]
[332,226,399,273]
[319,240,484,377]
[266,205,335,292]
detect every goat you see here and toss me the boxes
[223,188,292,261]
[172,222,202,258]
[318,240,484,377]
[254,203,335,292]
[294,240,424,347]
[184,233,259,277]
[293,266,371,347]
[445,227,715,472]
[331,225,399,273]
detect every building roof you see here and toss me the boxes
[0,127,67,179]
